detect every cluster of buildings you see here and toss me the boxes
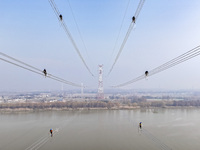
[0,89,200,104]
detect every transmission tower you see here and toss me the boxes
[97,65,104,99]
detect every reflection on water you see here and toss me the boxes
[0,109,200,150]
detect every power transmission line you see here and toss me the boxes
[125,116,173,150]
[134,0,145,19]
[106,0,131,70]
[48,0,94,77]
[108,0,145,75]
[0,52,41,72]
[0,52,82,87]
[67,0,93,66]
[150,45,200,76]
[0,57,44,76]
[112,45,200,87]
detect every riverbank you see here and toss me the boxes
[1,105,199,113]
[0,106,139,113]
[1,99,200,113]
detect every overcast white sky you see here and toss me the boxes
[1,0,200,92]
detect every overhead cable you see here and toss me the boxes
[0,57,44,76]
[48,0,94,77]
[108,0,145,75]
[150,45,200,76]
[0,52,41,72]
[125,116,172,150]
[67,0,93,65]
[107,0,131,68]
[112,45,200,87]
[134,0,145,19]
[142,128,172,150]
[0,52,82,87]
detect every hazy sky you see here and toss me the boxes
[1,0,200,92]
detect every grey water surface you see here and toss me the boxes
[0,109,200,150]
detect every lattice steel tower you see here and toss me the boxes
[97,65,104,99]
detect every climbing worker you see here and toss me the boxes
[59,14,63,21]
[139,122,142,129]
[43,69,47,77]
[132,16,136,23]
[50,128,53,136]
[145,71,148,77]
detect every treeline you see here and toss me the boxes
[0,101,118,110]
[147,100,200,107]
[1,99,200,110]
[116,99,200,108]
[166,100,200,107]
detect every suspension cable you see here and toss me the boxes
[48,0,94,77]
[67,0,93,65]
[0,57,44,76]
[106,0,131,69]
[112,45,200,87]
[108,0,145,75]
[0,53,82,87]
[0,52,41,72]
[150,45,200,75]
[134,0,145,19]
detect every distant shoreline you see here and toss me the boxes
[0,106,199,113]
[1,99,200,113]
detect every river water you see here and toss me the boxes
[0,108,200,150]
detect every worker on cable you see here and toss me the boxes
[145,71,148,77]
[132,16,136,23]
[43,69,47,77]
[50,128,53,137]
[139,122,142,129]
[59,14,63,21]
